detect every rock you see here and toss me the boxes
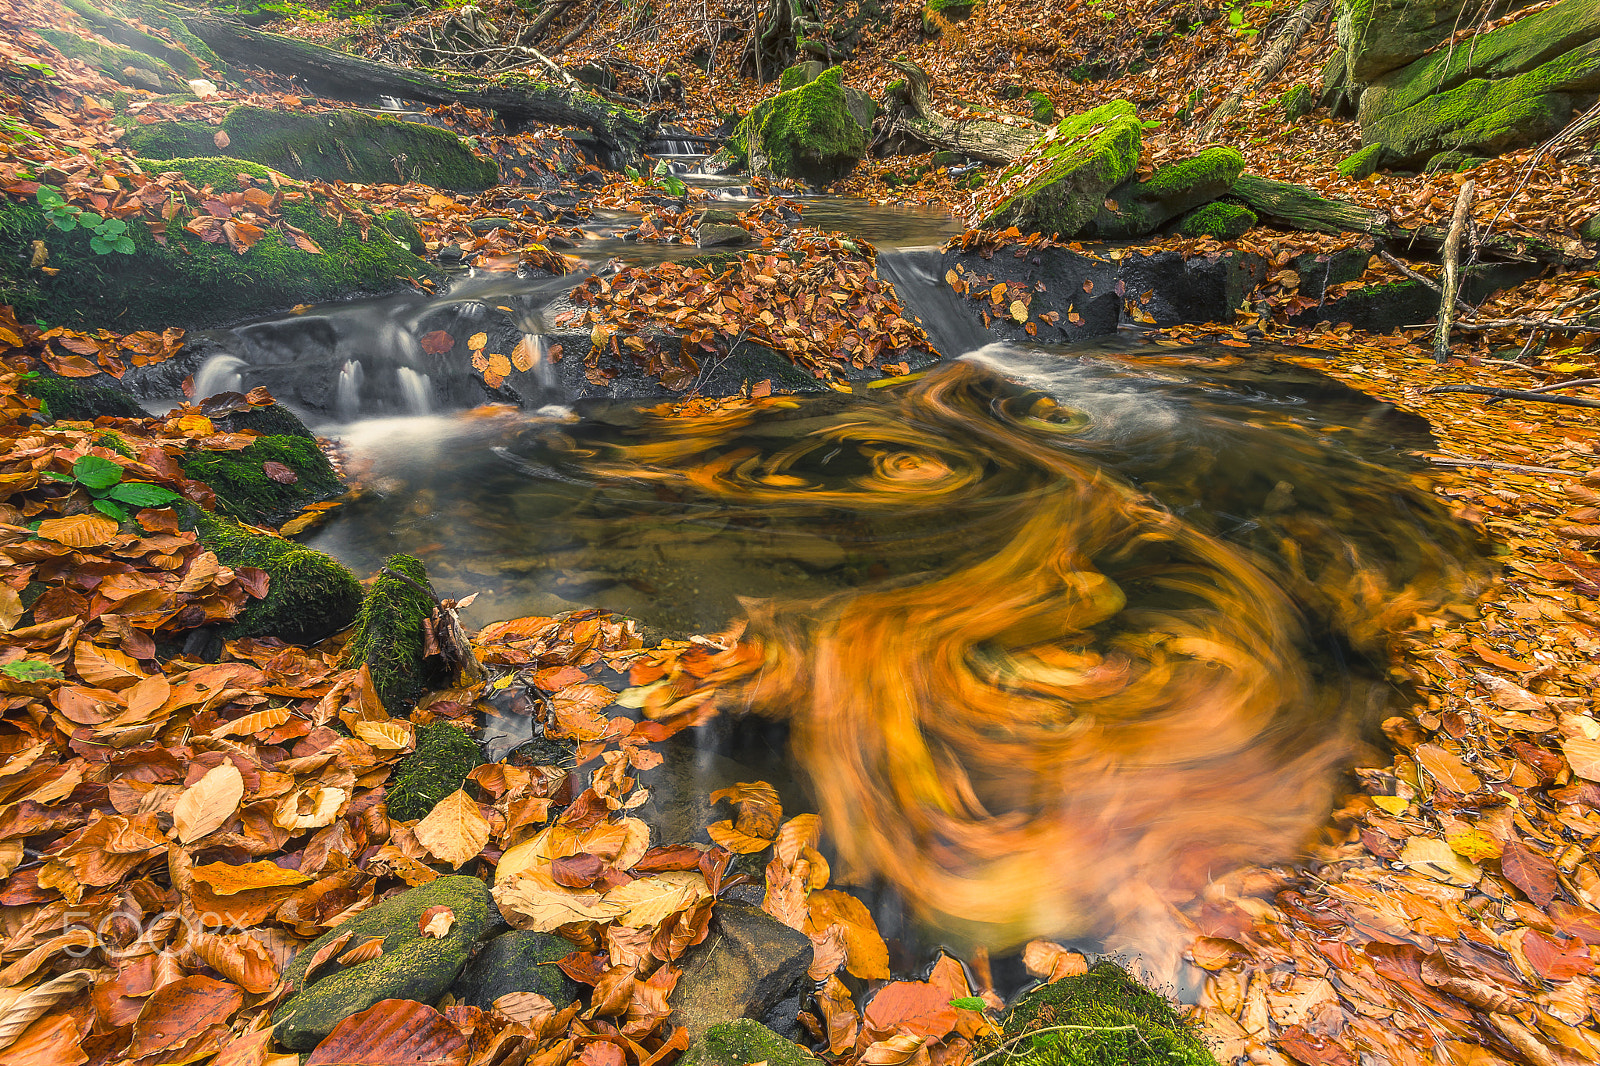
[469,216,519,233]
[179,433,343,526]
[1581,213,1600,242]
[737,67,867,185]
[1356,0,1600,166]
[0,157,435,332]
[1339,0,1484,83]
[697,208,743,226]
[1027,90,1056,124]
[923,0,978,35]
[21,374,148,421]
[192,512,363,646]
[980,100,1143,238]
[1281,83,1314,121]
[843,87,877,134]
[1081,145,1245,239]
[1423,149,1488,173]
[778,61,827,91]
[669,902,813,1042]
[450,930,581,1011]
[679,1020,824,1066]
[342,554,449,714]
[1175,201,1257,240]
[634,745,773,846]
[1318,49,1358,117]
[1337,142,1384,179]
[386,721,486,822]
[126,106,499,192]
[1290,259,1541,331]
[696,223,751,248]
[273,876,497,1051]
[1290,247,1373,301]
[1001,960,1216,1066]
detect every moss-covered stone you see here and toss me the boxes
[1082,145,1244,239]
[1176,201,1257,240]
[214,401,317,440]
[0,157,436,332]
[1027,90,1056,124]
[191,511,363,645]
[20,374,148,421]
[180,434,341,526]
[737,67,867,186]
[1339,0,1481,83]
[1581,213,1600,242]
[981,100,1143,237]
[923,0,978,33]
[1423,149,1488,173]
[1337,142,1384,179]
[36,27,179,91]
[778,62,827,91]
[385,721,486,822]
[274,875,497,1050]
[1000,961,1217,1066]
[679,1020,823,1066]
[60,0,228,80]
[126,106,499,192]
[342,553,443,713]
[450,930,582,1010]
[1281,83,1314,121]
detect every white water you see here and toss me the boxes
[397,367,433,415]
[335,360,365,421]
[192,354,244,398]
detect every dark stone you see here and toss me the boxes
[1290,247,1373,302]
[1290,260,1543,331]
[469,216,520,233]
[696,223,751,248]
[669,902,814,1042]
[450,930,581,1010]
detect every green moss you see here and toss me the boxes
[0,157,437,331]
[1176,201,1257,240]
[1281,83,1313,121]
[343,553,443,713]
[737,67,867,186]
[1082,146,1243,238]
[1026,90,1056,124]
[20,374,147,421]
[1001,961,1217,1066]
[191,510,363,645]
[216,401,316,440]
[385,721,486,822]
[680,1021,823,1066]
[125,106,498,191]
[779,65,812,91]
[61,0,227,79]
[1337,142,1384,179]
[983,100,1142,237]
[1580,213,1600,242]
[36,27,179,90]
[180,434,342,526]
[1423,149,1488,173]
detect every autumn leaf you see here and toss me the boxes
[263,460,299,484]
[806,888,890,979]
[1501,839,1559,907]
[171,761,245,843]
[130,975,243,1058]
[413,790,489,868]
[36,515,119,547]
[305,1000,467,1066]
[418,905,455,939]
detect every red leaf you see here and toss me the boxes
[1522,930,1593,981]
[551,852,605,888]
[1501,839,1559,907]
[305,1000,467,1066]
[419,331,455,355]
[1277,1025,1356,1066]
[863,980,958,1040]
[263,461,299,484]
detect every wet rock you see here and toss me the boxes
[470,216,520,233]
[386,721,486,822]
[739,68,867,185]
[669,902,813,1042]
[273,875,497,1050]
[634,745,769,845]
[343,554,449,714]
[979,100,1143,238]
[696,223,751,248]
[192,511,363,646]
[450,930,581,1010]
[679,1020,824,1066]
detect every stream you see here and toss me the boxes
[158,194,1491,983]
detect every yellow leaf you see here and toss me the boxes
[353,720,411,751]
[1447,829,1502,862]
[1400,836,1480,887]
[212,706,292,738]
[176,413,216,437]
[1372,795,1410,815]
[806,888,890,980]
[172,761,245,843]
[1008,300,1028,323]
[36,514,119,547]
[603,870,711,928]
[413,789,489,868]
[1415,743,1481,794]
[467,332,489,351]
[493,867,625,932]
[191,860,313,894]
[1561,736,1600,782]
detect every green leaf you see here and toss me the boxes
[106,481,180,507]
[72,454,124,491]
[90,235,114,254]
[95,218,126,236]
[35,186,63,206]
[49,214,78,232]
[78,212,104,228]
[950,997,986,1011]
[91,498,131,523]
[113,235,135,254]
[0,660,63,681]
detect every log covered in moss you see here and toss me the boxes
[343,553,446,713]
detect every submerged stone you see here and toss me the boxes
[980,100,1143,238]
[385,721,486,822]
[273,875,497,1050]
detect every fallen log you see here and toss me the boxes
[876,60,1046,164]
[1232,175,1581,266]
[180,11,653,168]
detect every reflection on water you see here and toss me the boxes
[312,342,1489,969]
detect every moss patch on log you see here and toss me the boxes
[342,553,443,713]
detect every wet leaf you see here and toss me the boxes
[172,760,245,843]
[413,790,489,869]
[305,1000,467,1066]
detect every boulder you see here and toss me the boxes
[778,61,827,91]
[1339,0,1488,83]
[1281,83,1314,121]
[1175,201,1257,240]
[21,374,149,421]
[737,67,868,185]
[1081,145,1244,239]
[192,512,363,646]
[1357,0,1600,166]
[669,902,813,1042]
[179,432,343,526]
[1337,142,1384,179]
[696,223,752,248]
[385,721,485,823]
[450,930,581,1010]
[273,876,498,1050]
[679,1020,824,1066]
[125,105,500,192]
[1000,960,1216,1066]
[342,553,448,714]
[979,100,1143,238]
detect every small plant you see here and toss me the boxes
[43,454,181,523]
[0,660,62,682]
[34,186,136,253]
[652,160,688,198]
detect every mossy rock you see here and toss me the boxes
[191,511,363,645]
[1423,149,1489,173]
[274,875,498,1050]
[1027,90,1057,124]
[1176,201,1257,240]
[1001,961,1218,1066]
[981,100,1143,238]
[1281,83,1314,121]
[679,1020,824,1066]
[125,106,498,192]
[342,553,445,713]
[180,433,341,526]
[1580,213,1600,242]
[778,62,827,91]
[1082,145,1244,239]
[385,721,486,822]
[60,0,229,80]
[213,400,317,440]
[450,930,582,1010]
[20,373,148,421]
[35,27,180,91]
[737,67,867,186]
[0,158,436,332]
[923,0,978,33]
[1337,142,1384,179]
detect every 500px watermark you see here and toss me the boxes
[59,910,247,959]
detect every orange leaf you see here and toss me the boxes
[305,1000,467,1066]
[36,515,119,547]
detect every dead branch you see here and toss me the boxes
[1196,0,1331,142]
[875,60,1045,163]
[1375,249,1477,316]
[1427,456,1587,477]
[1435,180,1474,362]
[1422,385,1600,409]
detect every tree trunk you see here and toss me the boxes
[180,12,653,168]
[876,61,1045,164]
[1232,175,1579,265]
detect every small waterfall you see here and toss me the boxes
[397,367,433,414]
[518,333,559,392]
[335,360,365,420]
[192,354,245,399]
[875,248,991,359]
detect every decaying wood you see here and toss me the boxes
[1423,385,1600,410]
[1196,0,1332,142]
[1232,175,1580,265]
[180,11,653,166]
[1434,180,1475,361]
[378,566,484,685]
[875,60,1046,164]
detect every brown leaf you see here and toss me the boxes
[305,1000,467,1066]
[412,790,489,869]
[1502,838,1560,907]
[805,888,890,980]
[418,905,455,939]
[263,461,299,484]
[130,976,243,1058]
[36,515,119,547]
[172,760,245,843]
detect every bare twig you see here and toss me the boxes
[1427,456,1585,477]
[1423,384,1600,409]
[1434,180,1474,362]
